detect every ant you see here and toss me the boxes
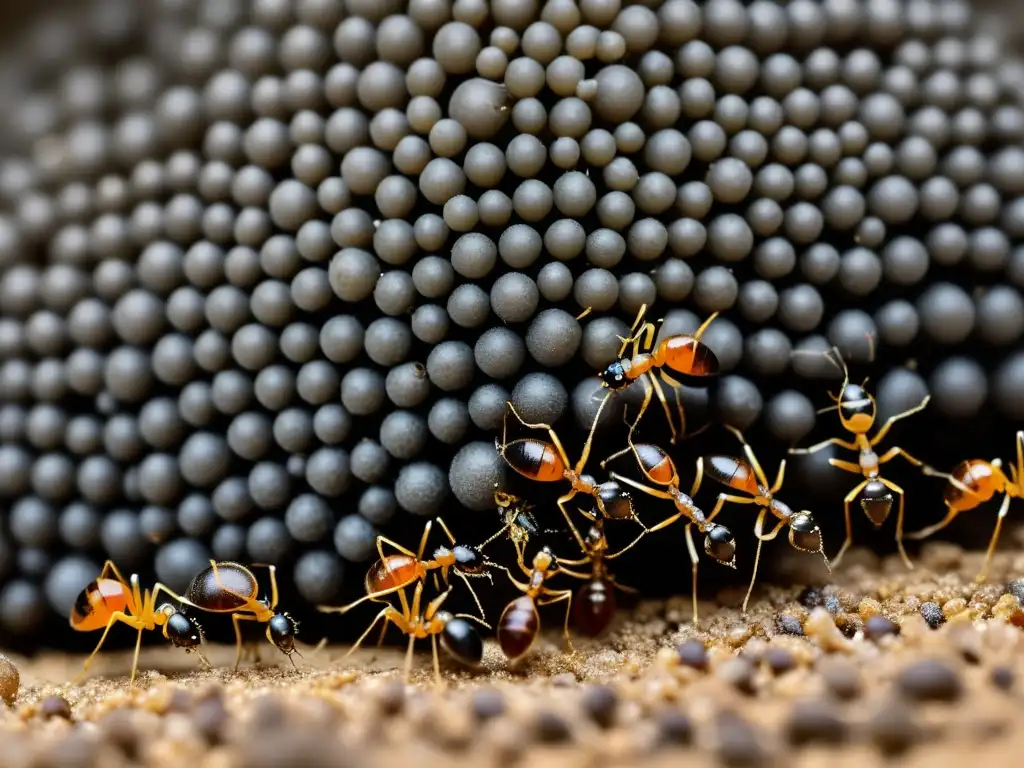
[177,561,299,671]
[344,579,484,685]
[486,486,561,563]
[789,347,932,569]
[596,304,721,444]
[498,546,575,667]
[496,396,637,555]
[318,517,504,625]
[907,431,1024,582]
[70,559,208,686]
[555,517,640,637]
[601,394,737,624]
[703,426,830,613]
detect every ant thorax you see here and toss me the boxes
[769,498,794,520]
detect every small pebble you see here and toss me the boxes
[798,586,826,608]
[992,665,1015,691]
[764,648,796,675]
[472,689,506,720]
[716,657,756,695]
[867,698,920,755]
[40,694,72,720]
[715,712,768,767]
[785,698,848,745]
[677,639,708,670]
[1007,579,1024,605]
[775,614,804,636]
[920,602,945,629]
[581,684,618,728]
[0,654,18,705]
[535,711,573,743]
[864,614,900,640]
[896,659,964,702]
[818,658,862,700]
[656,709,694,746]
[377,681,406,716]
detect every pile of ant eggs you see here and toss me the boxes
[1,0,1024,641]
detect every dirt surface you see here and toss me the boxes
[5,542,1024,767]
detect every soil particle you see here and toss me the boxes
[0,654,18,706]
[763,647,796,675]
[896,659,964,702]
[866,697,920,756]
[1006,579,1024,605]
[774,615,804,636]
[534,710,573,743]
[471,688,506,720]
[863,614,900,640]
[992,665,1015,692]
[676,640,708,670]
[784,698,848,746]
[715,711,769,767]
[654,708,693,746]
[716,657,757,695]
[817,658,862,700]
[39,694,73,720]
[580,684,618,728]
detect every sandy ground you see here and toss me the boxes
[5,542,1024,767]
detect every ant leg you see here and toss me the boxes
[73,611,140,684]
[684,523,700,624]
[658,371,691,439]
[556,490,588,554]
[97,560,130,586]
[905,505,959,540]
[829,458,862,474]
[976,493,1013,583]
[876,446,926,468]
[789,436,858,455]
[538,590,574,653]
[130,623,145,688]
[434,517,458,547]
[607,471,676,501]
[649,374,680,445]
[725,425,771,489]
[430,634,443,688]
[879,477,913,571]
[317,582,413,615]
[869,396,931,447]
[834,480,870,568]
[376,617,389,648]
[743,509,773,615]
[1016,430,1024,484]
[556,566,591,580]
[692,310,719,342]
[574,388,614,474]
[403,633,417,683]
[771,460,787,495]
[452,571,490,629]
[706,493,756,525]
[231,613,261,671]
[346,608,395,659]
[690,457,704,497]
[375,533,421,563]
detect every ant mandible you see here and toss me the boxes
[789,347,932,569]
[596,304,721,444]
[601,393,737,624]
[177,561,299,670]
[555,517,640,637]
[704,425,830,613]
[496,394,637,555]
[318,517,505,626]
[498,546,575,667]
[907,430,1024,582]
[344,580,485,685]
[70,559,208,686]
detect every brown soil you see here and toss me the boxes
[4,542,1024,767]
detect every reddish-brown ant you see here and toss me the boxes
[555,517,639,637]
[317,517,505,626]
[344,579,484,685]
[69,559,208,686]
[498,546,575,667]
[789,347,932,569]
[178,561,299,670]
[704,426,830,613]
[908,430,1024,582]
[597,304,721,443]
[496,396,637,553]
[600,394,737,624]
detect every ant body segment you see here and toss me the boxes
[555,518,639,637]
[69,559,207,686]
[487,487,564,562]
[498,547,575,666]
[601,395,737,624]
[704,426,830,613]
[789,347,932,569]
[344,580,485,685]
[179,561,299,670]
[318,518,504,625]
[496,397,637,553]
[597,304,720,443]
[908,431,1024,582]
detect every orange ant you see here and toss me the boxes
[344,580,484,685]
[789,347,932,569]
[596,304,721,443]
[498,546,575,667]
[496,396,637,555]
[555,517,639,637]
[176,561,299,670]
[600,394,737,624]
[703,426,830,613]
[69,560,208,686]
[907,431,1024,582]
[317,517,505,625]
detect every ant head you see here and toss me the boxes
[597,481,634,520]
[533,546,556,572]
[788,512,822,553]
[267,613,298,653]
[452,544,486,574]
[837,382,876,434]
[598,360,629,390]
[859,480,893,526]
[704,524,736,565]
[163,608,203,649]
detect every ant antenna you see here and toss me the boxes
[577,307,593,321]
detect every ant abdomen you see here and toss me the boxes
[859,480,893,526]
[498,595,539,664]
[574,580,616,637]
